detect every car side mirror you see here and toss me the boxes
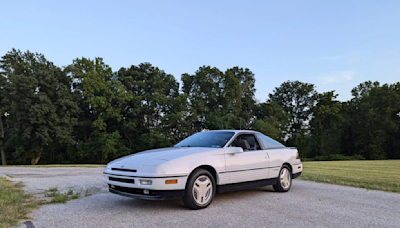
[225,147,244,154]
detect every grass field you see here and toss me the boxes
[0,178,41,228]
[300,160,400,193]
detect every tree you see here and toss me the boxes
[182,66,227,131]
[0,71,7,165]
[226,67,257,129]
[1,49,79,165]
[269,81,317,146]
[347,82,400,159]
[66,57,132,163]
[308,91,343,157]
[253,101,288,141]
[117,63,190,152]
[182,66,256,131]
[386,82,400,159]
[351,81,380,100]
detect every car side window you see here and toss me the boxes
[230,134,261,151]
[256,133,285,149]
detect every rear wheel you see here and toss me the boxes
[182,169,215,210]
[273,165,292,192]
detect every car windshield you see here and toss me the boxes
[174,131,235,148]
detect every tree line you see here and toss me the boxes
[0,49,399,165]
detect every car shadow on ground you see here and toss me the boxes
[213,186,276,202]
[103,186,277,211]
[108,196,187,211]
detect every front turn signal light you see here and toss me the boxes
[165,179,178,184]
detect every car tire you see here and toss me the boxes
[273,165,292,192]
[182,169,216,210]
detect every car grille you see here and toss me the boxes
[110,185,156,196]
[111,168,137,172]
[109,177,135,184]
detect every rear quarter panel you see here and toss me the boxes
[267,148,302,179]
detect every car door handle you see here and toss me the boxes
[265,152,269,159]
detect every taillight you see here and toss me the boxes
[296,152,300,159]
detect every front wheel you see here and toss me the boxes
[273,165,292,192]
[182,169,216,210]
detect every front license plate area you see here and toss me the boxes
[109,177,135,184]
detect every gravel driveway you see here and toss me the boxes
[1,167,400,228]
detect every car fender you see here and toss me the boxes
[159,153,227,185]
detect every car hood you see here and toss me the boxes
[109,147,222,166]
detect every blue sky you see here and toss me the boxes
[1,0,399,102]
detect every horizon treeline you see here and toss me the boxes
[0,49,399,165]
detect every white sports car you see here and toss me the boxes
[103,130,302,209]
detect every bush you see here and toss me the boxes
[306,154,366,161]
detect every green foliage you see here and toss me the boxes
[84,189,92,197]
[182,66,256,131]
[67,57,132,132]
[226,67,257,129]
[1,48,399,164]
[252,101,288,141]
[269,80,317,148]
[0,177,41,228]
[182,66,228,131]
[304,154,365,161]
[45,187,80,203]
[345,82,400,159]
[117,63,189,151]
[307,91,344,157]
[0,72,7,165]
[71,131,129,164]
[0,49,79,165]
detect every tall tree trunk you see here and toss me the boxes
[31,141,44,165]
[0,117,6,166]
[123,128,132,149]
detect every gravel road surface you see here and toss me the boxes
[1,167,399,228]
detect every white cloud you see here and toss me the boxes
[319,71,355,85]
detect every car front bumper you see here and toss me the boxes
[103,171,187,200]
[108,185,184,200]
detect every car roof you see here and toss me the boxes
[203,129,261,134]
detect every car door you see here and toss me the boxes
[255,132,288,179]
[224,133,269,184]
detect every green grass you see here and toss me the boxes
[44,188,80,203]
[300,160,400,193]
[84,189,92,197]
[0,178,41,228]
[0,179,84,228]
